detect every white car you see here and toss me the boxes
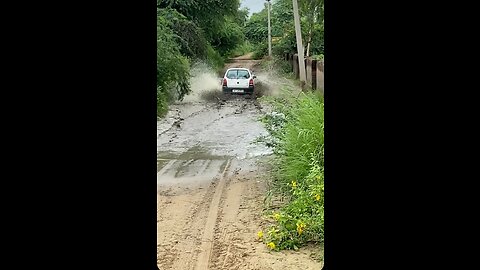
[221,68,256,95]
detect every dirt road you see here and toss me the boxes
[157,55,322,269]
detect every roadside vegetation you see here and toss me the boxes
[156,0,251,117]
[248,0,324,252]
[258,89,324,252]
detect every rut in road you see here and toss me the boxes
[194,159,232,270]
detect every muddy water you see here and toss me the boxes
[157,56,321,270]
[157,59,278,169]
[157,100,271,157]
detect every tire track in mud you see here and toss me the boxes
[157,156,229,268]
[213,178,246,270]
[208,167,263,270]
[194,159,232,270]
[157,171,221,269]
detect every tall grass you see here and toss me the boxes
[276,92,324,184]
[259,90,324,251]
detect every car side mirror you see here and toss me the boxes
[253,75,257,79]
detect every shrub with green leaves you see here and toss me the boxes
[252,41,269,60]
[158,8,208,60]
[206,44,225,73]
[259,91,324,251]
[157,10,191,116]
[211,17,246,56]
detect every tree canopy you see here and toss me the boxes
[245,0,324,57]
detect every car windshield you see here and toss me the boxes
[226,69,250,79]
[238,70,250,79]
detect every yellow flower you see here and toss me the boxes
[273,213,281,221]
[315,194,321,201]
[297,221,306,235]
[267,242,276,249]
[291,181,297,188]
[257,231,264,239]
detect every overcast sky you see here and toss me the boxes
[240,0,267,17]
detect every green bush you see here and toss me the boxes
[272,31,296,57]
[157,86,169,117]
[252,41,268,60]
[311,54,324,61]
[157,11,191,116]
[206,44,225,73]
[228,41,253,58]
[258,91,324,251]
[210,17,245,56]
[274,56,293,74]
[158,8,208,60]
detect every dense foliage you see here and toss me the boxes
[157,14,190,116]
[245,0,324,58]
[156,0,250,117]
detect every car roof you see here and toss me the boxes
[226,68,250,71]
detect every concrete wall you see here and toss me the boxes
[316,60,324,93]
[285,53,324,92]
[292,54,299,79]
[306,58,313,88]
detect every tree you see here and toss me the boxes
[245,9,268,44]
[271,0,295,36]
[244,0,324,58]
[157,0,240,45]
[299,0,323,57]
[210,17,245,56]
[235,7,249,27]
[158,8,208,60]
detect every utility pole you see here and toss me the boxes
[292,0,306,83]
[266,0,272,57]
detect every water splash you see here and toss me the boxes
[181,62,222,103]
